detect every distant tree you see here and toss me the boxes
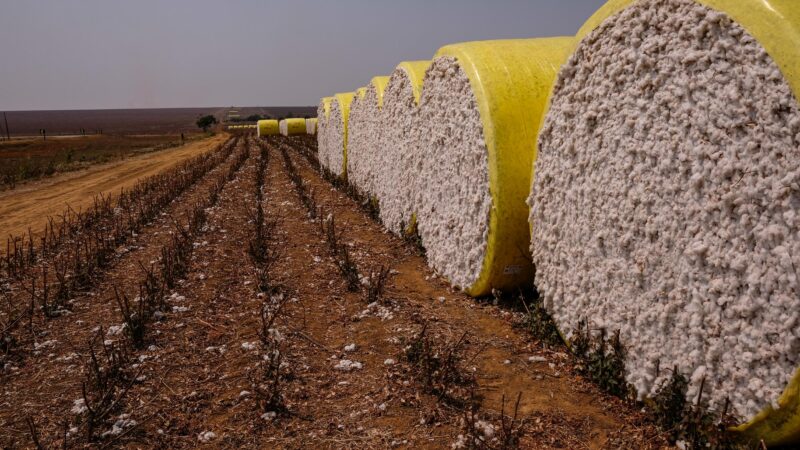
[196,115,218,132]
[245,114,263,122]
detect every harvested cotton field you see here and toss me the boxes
[346,76,389,196]
[0,132,669,448]
[325,92,355,179]
[10,0,800,446]
[529,0,800,436]
[414,39,572,296]
[374,61,430,236]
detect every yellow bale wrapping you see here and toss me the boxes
[413,38,573,297]
[256,119,279,137]
[280,118,306,136]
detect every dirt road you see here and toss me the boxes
[0,133,228,245]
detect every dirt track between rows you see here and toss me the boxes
[0,135,670,449]
[0,133,228,246]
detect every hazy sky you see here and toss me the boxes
[1,0,605,110]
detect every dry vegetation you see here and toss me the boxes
[0,134,210,190]
[1,134,679,449]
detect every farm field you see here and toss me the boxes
[0,134,217,190]
[0,133,228,247]
[0,135,669,448]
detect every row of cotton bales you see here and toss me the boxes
[315,0,800,445]
[256,118,317,137]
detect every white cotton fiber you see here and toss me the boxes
[375,61,430,236]
[327,93,355,179]
[530,0,800,419]
[347,77,389,197]
[306,118,317,135]
[317,97,333,172]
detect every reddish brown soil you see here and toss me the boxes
[0,133,228,247]
[0,136,670,449]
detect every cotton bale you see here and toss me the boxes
[528,0,800,444]
[317,97,334,172]
[306,118,318,135]
[326,92,356,180]
[374,61,431,236]
[347,76,390,196]
[279,118,306,136]
[412,38,572,297]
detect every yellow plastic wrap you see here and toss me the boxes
[371,76,390,107]
[560,0,800,445]
[279,118,306,136]
[322,96,333,121]
[258,120,279,137]
[333,92,355,179]
[433,38,573,297]
[397,61,430,105]
[306,118,318,135]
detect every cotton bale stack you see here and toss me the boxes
[325,92,356,180]
[279,118,306,136]
[374,61,431,236]
[317,97,334,171]
[528,0,800,444]
[306,118,318,135]
[411,38,572,297]
[347,76,390,196]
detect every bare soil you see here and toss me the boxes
[0,133,228,247]
[0,135,670,449]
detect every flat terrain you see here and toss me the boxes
[0,135,669,449]
[0,134,211,190]
[0,133,228,245]
[0,107,317,137]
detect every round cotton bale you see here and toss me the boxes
[375,61,431,236]
[280,118,306,136]
[347,76,390,196]
[326,92,356,180]
[317,97,334,171]
[306,118,318,135]
[412,38,572,297]
[529,0,800,443]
